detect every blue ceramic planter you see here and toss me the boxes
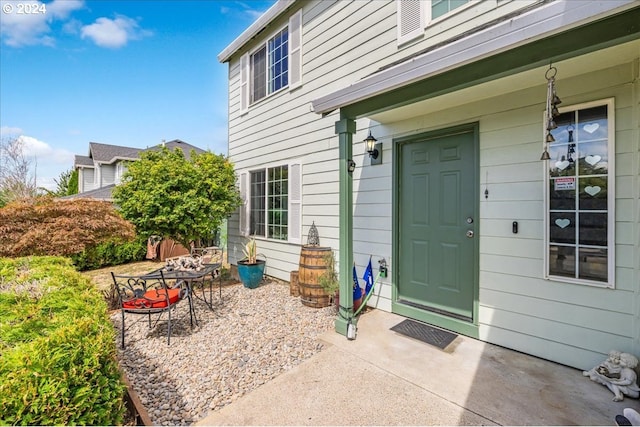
[237,259,266,289]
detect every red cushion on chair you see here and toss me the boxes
[123,287,181,309]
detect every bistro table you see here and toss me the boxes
[141,261,222,320]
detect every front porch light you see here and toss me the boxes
[364,131,382,165]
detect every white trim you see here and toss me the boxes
[289,9,303,90]
[239,172,249,237]
[542,98,615,288]
[397,0,425,46]
[311,0,636,115]
[218,0,297,63]
[240,53,249,115]
[288,162,302,244]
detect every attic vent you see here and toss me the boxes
[397,0,425,45]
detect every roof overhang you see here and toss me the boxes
[218,0,297,63]
[311,0,640,118]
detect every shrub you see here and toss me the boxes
[0,256,126,425]
[0,197,135,257]
[71,236,147,271]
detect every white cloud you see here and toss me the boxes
[80,14,152,49]
[220,2,270,21]
[18,135,74,165]
[1,126,23,137]
[0,0,84,47]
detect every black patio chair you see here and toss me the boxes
[110,271,190,348]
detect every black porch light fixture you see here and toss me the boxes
[364,131,382,165]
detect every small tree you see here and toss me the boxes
[44,168,78,197]
[0,136,38,206]
[112,147,242,248]
[0,197,136,257]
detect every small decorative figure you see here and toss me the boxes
[585,351,640,401]
[307,221,320,246]
[584,350,622,382]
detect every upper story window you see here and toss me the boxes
[250,27,288,104]
[544,99,615,287]
[240,10,302,114]
[431,0,471,20]
[397,0,475,45]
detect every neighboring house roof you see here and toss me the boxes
[58,184,116,201]
[74,155,94,168]
[141,139,205,161]
[218,0,296,62]
[89,142,141,164]
[73,139,205,168]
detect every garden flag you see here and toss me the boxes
[363,256,374,295]
[352,262,359,289]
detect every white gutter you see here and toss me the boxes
[311,0,637,115]
[218,0,297,63]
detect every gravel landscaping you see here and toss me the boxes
[112,280,335,426]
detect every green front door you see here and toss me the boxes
[394,124,478,334]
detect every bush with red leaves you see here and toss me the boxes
[0,197,136,257]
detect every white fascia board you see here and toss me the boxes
[311,0,637,115]
[218,0,297,63]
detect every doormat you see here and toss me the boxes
[390,319,457,349]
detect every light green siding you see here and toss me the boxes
[378,60,639,370]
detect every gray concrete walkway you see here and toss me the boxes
[197,310,639,425]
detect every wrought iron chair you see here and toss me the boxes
[110,271,191,348]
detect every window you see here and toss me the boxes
[544,99,615,287]
[431,0,471,20]
[397,0,474,45]
[249,170,266,236]
[240,163,301,244]
[240,10,302,114]
[115,162,127,184]
[250,28,288,104]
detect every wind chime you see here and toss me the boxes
[540,65,562,160]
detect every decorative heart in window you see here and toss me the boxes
[555,160,570,170]
[585,155,602,166]
[555,218,570,228]
[583,123,599,134]
[585,185,601,196]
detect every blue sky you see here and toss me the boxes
[0,0,275,190]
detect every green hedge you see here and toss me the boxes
[0,257,126,425]
[71,237,146,271]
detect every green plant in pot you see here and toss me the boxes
[318,250,339,307]
[237,237,266,289]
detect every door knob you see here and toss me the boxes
[466,230,474,238]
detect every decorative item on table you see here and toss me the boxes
[237,237,266,289]
[165,255,205,272]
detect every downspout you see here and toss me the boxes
[334,115,356,336]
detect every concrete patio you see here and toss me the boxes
[197,309,639,425]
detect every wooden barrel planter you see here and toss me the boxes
[290,270,300,297]
[298,245,332,308]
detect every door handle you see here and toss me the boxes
[466,230,474,238]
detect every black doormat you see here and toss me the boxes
[390,319,457,349]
